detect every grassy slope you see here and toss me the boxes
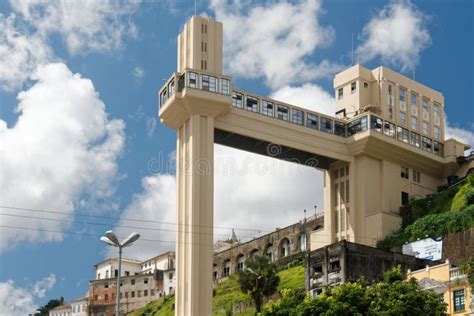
[378,175,474,250]
[128,264,305,316]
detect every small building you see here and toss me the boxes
[49,304,72,316]
[407,260,472,315]
[306,240,441,297]
[95,258,142,280]
[71,297,88,316]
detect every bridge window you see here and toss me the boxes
[306,113,318,129]
[334,121,346,137]
[291,109,304,125]
[422,136,432,152]
[410,132,421,148]
[370,116,383,133]
[434,141,443,156]
[383,121,396,138]
[232,92,243,108]
[347,116,367,136]
[201,75,217,92]
[188,72,198,88]
[277,105,289,121]
[397,127,410,143]
[320,117,333,134]
[221,79,230,95]
[261,100,274,117]
[246,96,259,113]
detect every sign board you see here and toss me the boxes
[402,237,443,261]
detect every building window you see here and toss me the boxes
[397,126,410,143]
[329,259,340,272]
[422,98,429,113]
[188,72,198,88]
[144,290,148,297]
[411,116,417,130]
[306,113,318,129]
[213,271,218,280]
[411,93,417,112]
[422,121,429,135]
[411,132,421,148]
[433,102,440,117]
[104,294,108,301]
[347,116,367,136]
[351,82,356,94]
[291,109,304,125]
[383,121,396,138]
[94,295,98,301]
[338,88,343,100]
[399,87,406,102]
[224,264,230,277]
[400,111,406,125]
[434,126,440,140]
[370,116,383,132]
[137,290,142,297]
[276,105,289,121]
[221,79,230,95]
[245,96,259,113]
[151,289,155,296]
[320,117,333,133]
[334,121,346,137]
[232,92,243,108]
[201,75,217,92]
[261,100,275,117]
[401,166,409,179]
[364,82,368,88]
[125,292,128,298]
[413,170,421,183]
[131,279,135,285]
[131,291,135,298]
[401,192,409,206]
[144,278,148,284]
[434,141,444,156]
[169,273,173,279]
[422,136,432,152]
[104,281,109,288]
[454,289,465,312]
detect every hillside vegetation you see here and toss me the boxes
[128,263,305,316]
[378,174,474,250]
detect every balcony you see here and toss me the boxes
[450,267,466,280]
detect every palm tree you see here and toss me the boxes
[238,255,280,313]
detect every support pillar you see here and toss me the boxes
[176,114,214,316]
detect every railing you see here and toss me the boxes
[159,70,445,159]
[450,267,466,280]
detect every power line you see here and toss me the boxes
[0,212,257,239]
[0,205,273,234]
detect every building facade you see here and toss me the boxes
[49,304,72,316]
[71,297,88,316]
[89,252,175,316]
[158,15,470,315]
[213,215,323,281]
[407,261,473,315]
[306,241,441,297]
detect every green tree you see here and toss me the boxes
[238,255,280,314]
[34,297,64,316]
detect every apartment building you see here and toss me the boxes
[407,260,472,315]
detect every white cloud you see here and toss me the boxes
[107,174,176,261]
[446,123,474,155]
[356,0,431,71]
[0,14,53,91]
[110,144,323,260]
[133,66,144,81]
[32,274,56,298]
[0,63,125,251]
[9,0,140,55]
[271,83,335,116]
[210,0,342,89]
[145,117,157,137]
[0,274,55,316]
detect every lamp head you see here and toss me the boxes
[100,236,118,247]
[122,232,140,248]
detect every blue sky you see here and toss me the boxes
[0,0,473,314]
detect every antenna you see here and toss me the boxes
[351,33,354,66]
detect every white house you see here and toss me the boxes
[71,297,88,316]
[49,304,72,316]
[95,258,141,280]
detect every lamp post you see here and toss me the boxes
[100,230,140,316]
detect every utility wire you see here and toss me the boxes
[0,205,274,234]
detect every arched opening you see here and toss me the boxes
[249,248,259,259]
[298,233,307,251]
[236,254,245,272]
[223,259,231,277]
[279,238,290,258]
[264,243,274,261]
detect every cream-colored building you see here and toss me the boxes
[407,261,472,315]
[158,15,470,315]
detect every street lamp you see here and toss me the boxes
[100,230,140,316]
